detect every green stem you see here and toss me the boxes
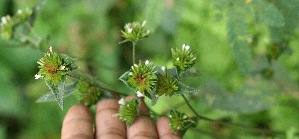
[67,73,128,96]
[132,42,136,64]
[181,94,200,120]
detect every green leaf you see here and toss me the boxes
[45,78,66,110]
[36,81,77,103]
[252,0,285,27]
[227,3,253,75]
[199,79,277,114]
[144,0,165,32]
[175,81,199,95]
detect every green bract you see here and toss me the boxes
[118,98,140,126]
[169,109,195,133]
[120,21,150,43]
[172,44,196,75]
[156,67,179,97]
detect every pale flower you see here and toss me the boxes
[136,91,144,97]
[34,74,43,79]
[118,98,125,105]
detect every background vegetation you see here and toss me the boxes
[0,0,299,138]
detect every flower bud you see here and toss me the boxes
[171,44,196,75]
[127,60,157,97]
[168,109,195,132]
[35,47,78,86]
[120,21,150,43]
[118,98,140,126]
[0,15,13,40]
[156,67,179,97]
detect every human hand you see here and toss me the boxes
[61,95,182,139]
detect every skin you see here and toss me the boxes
[61,95,181,139]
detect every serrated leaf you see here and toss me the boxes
[36,81,77,103]
[227,4,253,75]
[45,78,66,110]
[144,0,165,32]
[252,0,285,27]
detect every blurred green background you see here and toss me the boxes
[0,0,299,138]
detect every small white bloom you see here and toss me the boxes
[142,20,146,27]
[127,27,133,33]
[182,44,190,50]
[34,74,43,79]
[176,57,180,61]
[169,115,173,118]
[161,66,166,71]
[118,98,125,105]
[17,9,22,14]
[129,72,133,76]
[60,65,66,70]
[1,16,7,24]
[49,46,53,52]
[185,45,190,50]
[134,64,138,67]
[145,60,150,65]
[183,115,188,119]
[136,91,144,97]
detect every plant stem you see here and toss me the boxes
[132,42,136,64]
[67,73,128,96]
[181,94,200,120]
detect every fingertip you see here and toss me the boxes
[157,117,181,139]
[95,99,126,138]
[62,104,93,139]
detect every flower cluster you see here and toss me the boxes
[0,16,13,39]
[120,21,150,43]
[172,44,196,75]
[117,98,140,126]
[14,8,33,25]
[0,8,32,40]
[35,47,78,86]
[156,66,179,97]
[169,109,195,132]
[126,60,157,96]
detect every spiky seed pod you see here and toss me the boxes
[171,44,196,75]
[120,21,150,44]
[118,98,140,126]
[156,67,179,97]
[127,60,157,96]
[35,47,77,86]
[168,109,195,132]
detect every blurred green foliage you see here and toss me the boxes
[0,0,299,138]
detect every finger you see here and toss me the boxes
[157,117,181,139]
[61,104,93,139]
[126,96,158,139]
[95,99,126,139]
